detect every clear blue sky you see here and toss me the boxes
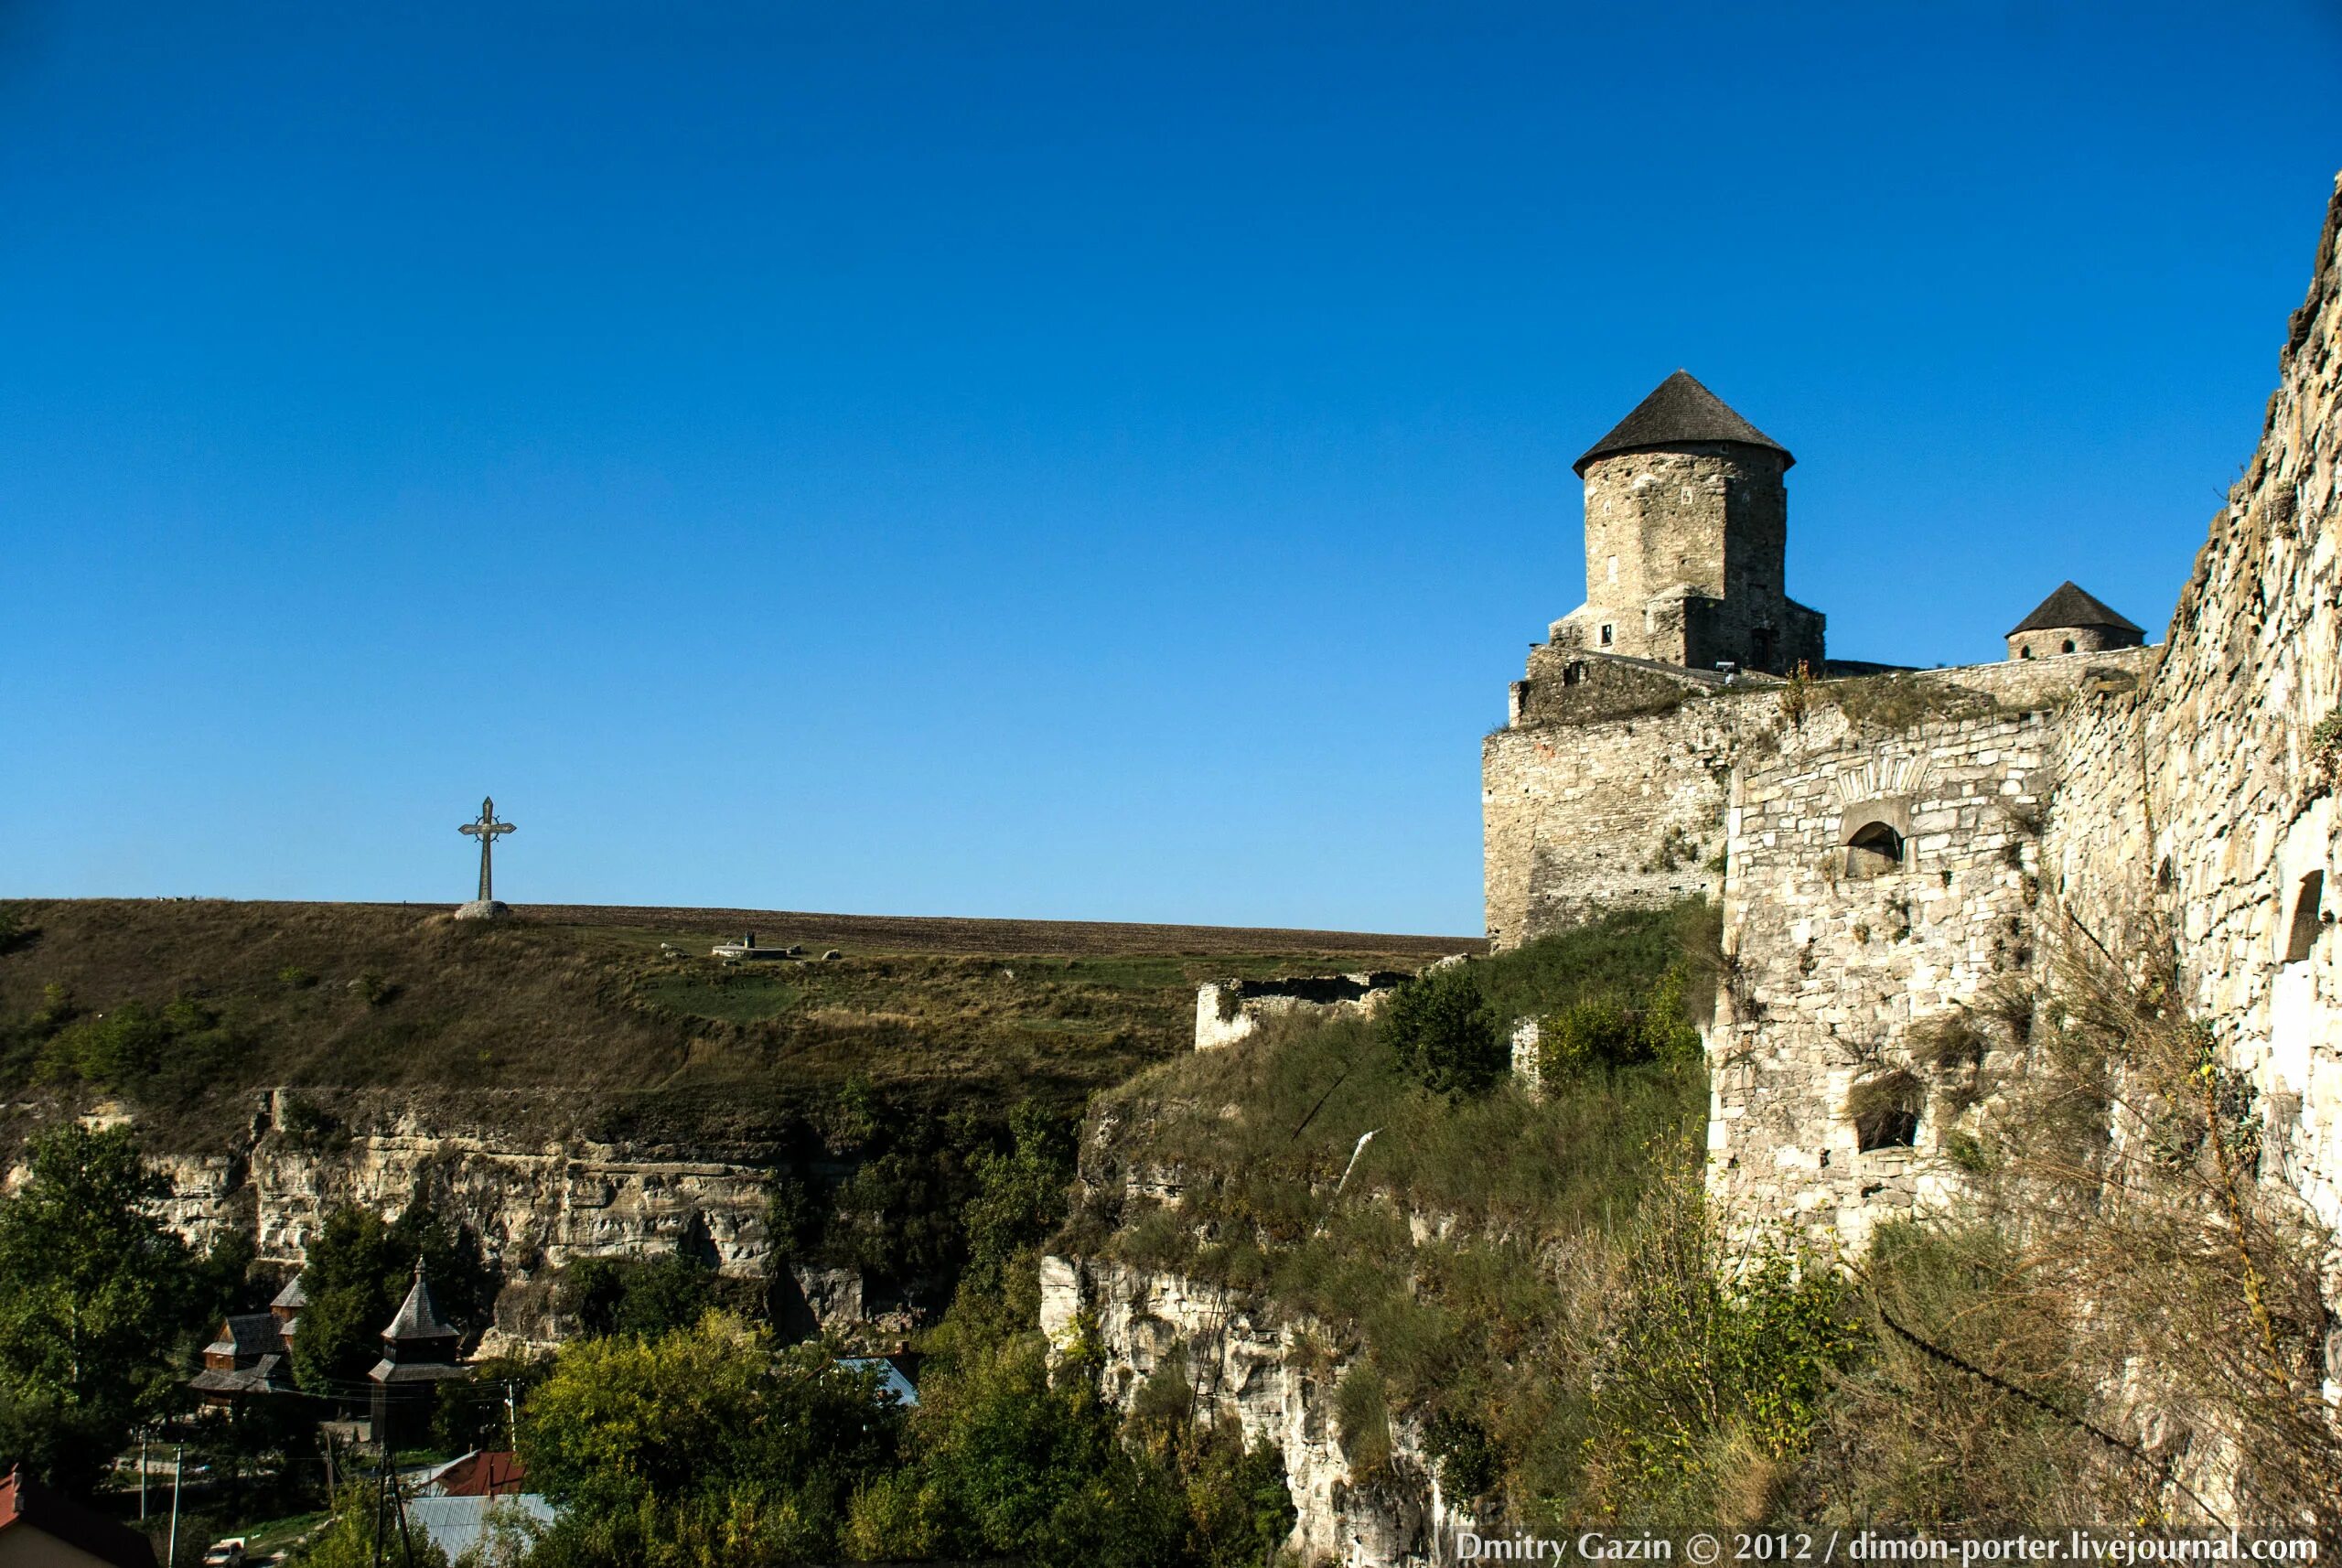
[4,3,2337,936]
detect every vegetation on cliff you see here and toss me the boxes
[1061,898,2342,1534]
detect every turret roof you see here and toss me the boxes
[383,1258,457,1343]
[2006,581,2144,638]
[1574,370,1793,475]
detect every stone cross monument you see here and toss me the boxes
[457,797,515,904]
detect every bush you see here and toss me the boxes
[1335,1365,1391,1474]
[1584,1144,1864,1521]
[1540,964,1703,1078]
[1382,963,1506,1100]
[557,1251,719,1339]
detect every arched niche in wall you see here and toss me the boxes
[1839,796,1914,880]
[1848,1069,1924,1152]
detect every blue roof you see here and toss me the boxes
[404,1495,554,1559]
[837,1356,919,1407]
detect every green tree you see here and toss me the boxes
[556,1252,715,1340]
[961,1103,1076,1301]
[516,1313,904,1566]
[289,1480,453,1568]
[856,1332,1187,1568]
[0,1124,195,1493]
[1382,961,1507,1100]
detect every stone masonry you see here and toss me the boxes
[1491,177,2342,1290]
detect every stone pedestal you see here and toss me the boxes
[452,899,510,921]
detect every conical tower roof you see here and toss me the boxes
[1574,370,1793,475]
[2006,581,2143,638]
[382,1256,457,1343]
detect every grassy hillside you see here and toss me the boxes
[0,898,1471,1155]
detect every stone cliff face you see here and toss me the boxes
[1037,1255,1471,1568]
[86,1090,899,1348]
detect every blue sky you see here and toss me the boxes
[3,2,2337,936]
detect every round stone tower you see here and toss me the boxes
[2004,581,2146,660]
[1555,370,1823,675]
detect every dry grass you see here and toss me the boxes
[0,898,1465,1157]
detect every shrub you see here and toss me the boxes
[1540,964,1703,1078]
[1585,1142,1864,1520]
[1382,964,1505,1101]
[1335,1365,1391,1475]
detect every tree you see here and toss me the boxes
[1382,962,1507,1100]
[292,1480,453,1568]
[516,1313,905,1565]
[0,1124,194,1493]
[556,1252,715,1340]
[854,1333,1188,1568]
[962,1103,1076,1300]
[291,1205,496,1395]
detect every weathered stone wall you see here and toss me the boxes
[1194,972,1411,1051]
[1708,711,2055,1251]
[2046,177,2342,1251]
[1550,445,1821,675]
[1482,688,1764,945]
[1485,653,2144,950]
[1704,177,2342,1345]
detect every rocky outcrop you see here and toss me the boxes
[1038,1255,1474,1567]
[48,1089,916,1348]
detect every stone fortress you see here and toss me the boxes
[1487,176,2342,1278]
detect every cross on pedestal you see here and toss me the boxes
[458,797,516,902]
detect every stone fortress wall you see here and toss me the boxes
[2045,178,2342,1248]
[1488,176,2342,1285]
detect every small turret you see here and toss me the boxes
[2005,582,2145,660]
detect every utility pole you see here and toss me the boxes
[390,1444,416,1568]
[137,1431,147,1519]
[167,1444,184,1566]
[371,1444,415,1568]
[504,1380,517,1453]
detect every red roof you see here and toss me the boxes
[0,1466,159,1568]
[425,1450,528,1498]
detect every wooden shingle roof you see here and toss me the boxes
[1574,370,1792,475]
[2007,581,2144,637]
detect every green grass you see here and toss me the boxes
[639,972,801,1024]
[1058,901,1723,1524]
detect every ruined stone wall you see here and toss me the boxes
[1482,688,1767,946]
[1193,972,1409,1051]
[2046,177,2342,1247]
[1486,653,2143,950]
[1708,711,2055,1251]
[1702,177,2342,1314]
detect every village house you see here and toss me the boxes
[0,1466,157,1568]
